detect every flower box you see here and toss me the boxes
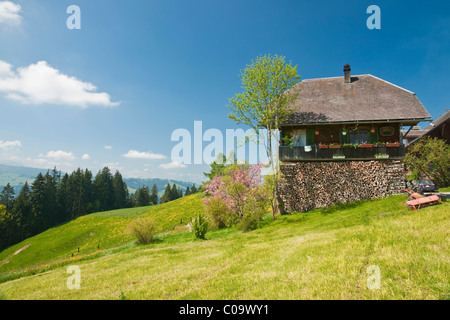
[386,142,400,147]
[319,145,329,149]
[374,143,386,147]
[329,144,341,149]
[360,143,374,148]
[375,154,389,159]
[333,154,345,159]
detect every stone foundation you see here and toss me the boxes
[279,160,406,213]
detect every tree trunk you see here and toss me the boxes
[275,183,286,215]
[272,188,279,218]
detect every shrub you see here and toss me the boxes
[126,217,157,244]
[191,213,209,240]
[237,188,270,232]
[404,137,450,188]
[204,196,236,228]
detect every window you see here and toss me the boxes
[349,129,369,144]
[292,129,307,147]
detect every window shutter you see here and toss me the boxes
[369,127,379,144]
[306,129,315,146]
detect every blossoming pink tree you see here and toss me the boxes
[203,163,267,226]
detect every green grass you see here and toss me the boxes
[0,194,449,300]
[0,194,203,277]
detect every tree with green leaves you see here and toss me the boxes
[150,184,158,205]
[227,54,301,216]
[0,183,15,212]
[202,153,229,183]
[113,171,129,209]
[135,185,151,207]
[43,171,58,227]
[13,182,32,241]
[0,166,133,250]
[30,172,46,233]
[404,137,450,188]
[160,183,173,204]
[0,204,12,250]
[171,183,179,201]
[93,167,115,212]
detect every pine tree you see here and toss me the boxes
[185,186,191,196]
[82,169,94,214]
[0,204,12,250]
[43,171,58,227]
[190,184,197,194]
[150,184,158,205]
[160,184,172,204]
[30,173,46,234]
[203,154,228,183]
[113,171,128,209]
[93,167,114,212]
[12,182,32,241]
[171,183,178,200]
[57,173,71,221]
[0,183,15,211]
[135,186,151,207]
[51,167,62,186]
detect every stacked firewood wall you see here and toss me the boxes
[279,160,406,213]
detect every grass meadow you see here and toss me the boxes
[0,193,448,300]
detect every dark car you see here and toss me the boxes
[415,180,436,192]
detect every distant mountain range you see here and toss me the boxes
[0,164,198,197]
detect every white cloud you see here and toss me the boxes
[0,60,119,107]
[0,1,22,27]
[0,139,21,150]
[81,153,90,160]
[158,162,187,169]
[45,150,75,161]
[104,145,112,150]
[123,150,166,160]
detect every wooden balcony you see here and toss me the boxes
[279,144,405,161]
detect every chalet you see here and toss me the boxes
[278,64,432,212]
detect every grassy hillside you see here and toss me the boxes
[0,194,449,300]
[0,193,203,276]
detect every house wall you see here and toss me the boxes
[279,160,406,213]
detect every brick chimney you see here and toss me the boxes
[344,63,351,83]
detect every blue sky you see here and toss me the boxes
[0,0,449,183]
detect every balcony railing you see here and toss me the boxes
[279,144,405,161]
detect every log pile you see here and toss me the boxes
[279,160,406,213]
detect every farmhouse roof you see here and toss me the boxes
[423,110,450,131]
[404,110,450,145]
[283,70,431,126]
